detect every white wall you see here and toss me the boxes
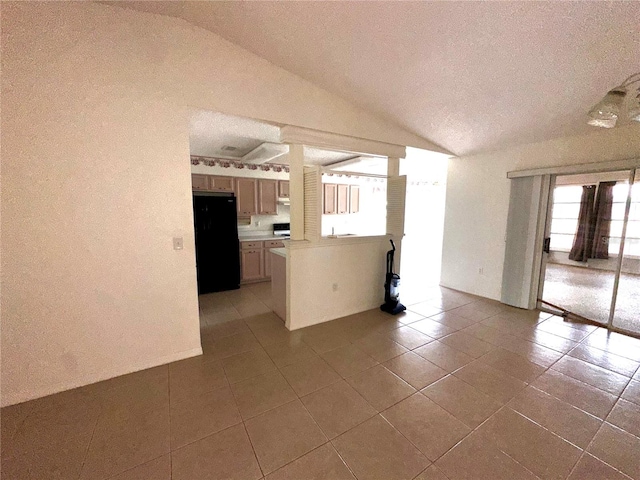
[287,238,389,329]
[441,124,640,300]
[1,2,432,406]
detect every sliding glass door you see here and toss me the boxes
[610,169,640,335]
[539,168,639,335]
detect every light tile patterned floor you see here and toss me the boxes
[2,282,640,479]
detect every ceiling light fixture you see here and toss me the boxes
[588,72,640,128]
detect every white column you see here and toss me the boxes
[288,144,305,241]
[387,157,400,177]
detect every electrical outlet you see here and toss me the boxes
[173,237,184,250]
[332,283,338,292]
[478,267,484,275]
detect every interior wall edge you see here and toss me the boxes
[1,346,203,408]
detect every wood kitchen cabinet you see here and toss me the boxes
[210,176,234,192]
[278,181,290,198]
[323,183,361,215]
[349,185,360,213]
[192,174,289,217]
[258,180,278,215]
[337,184,349,214]
[241,248,263,281]
[240,239,284,283]
[191,174,235,192]
[191,174,209,191]
[235,178,257,216]
[323,184,337,214]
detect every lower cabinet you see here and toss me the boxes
[240,240,285,283]
[240,248,263,281]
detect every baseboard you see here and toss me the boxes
[289,300,380,330]
[1,346,203,408]
[438,281,499,302]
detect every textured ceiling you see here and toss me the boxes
[189,110,281,159]
[119,1,640,156]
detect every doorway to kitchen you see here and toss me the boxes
[538,168,640,337]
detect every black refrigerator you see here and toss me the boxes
[193,193,241,294]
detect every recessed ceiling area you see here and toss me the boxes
[118,2,640,156]
[190,110,383,169]
[189,110,281,160]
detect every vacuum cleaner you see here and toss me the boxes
[380,239,406,315]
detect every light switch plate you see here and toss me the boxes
[173,237,184,250]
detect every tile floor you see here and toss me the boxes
[544,262,640,332]
[2,282,640,480]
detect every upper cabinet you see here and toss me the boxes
[278,180,290,198]
[349,185,360,214]
[323,183,361,215]
[191,174,286,216]
[191,174,234,192]
[323,184,337,215]
[210,176,234,192]
[191,174,209,191]
[258,179,278,215]
[337,184,349,214]
[235,178,258,216]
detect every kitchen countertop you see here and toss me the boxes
[238,234,288,242]
[270,247,287,258]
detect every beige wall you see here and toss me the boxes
[1,2,428,406]
[287,239,389,329]
[441,124,640,300]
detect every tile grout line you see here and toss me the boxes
[416,356,614,478]
[184,294,640,479]
[8,288,639,480]
[240,421,265,479]
[219,333,266,479]
[255,354,333,477]
[77,412,100,480]
[105,292,640,478]
[568,415,635,480]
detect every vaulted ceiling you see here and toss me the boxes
[117,1,640,156]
